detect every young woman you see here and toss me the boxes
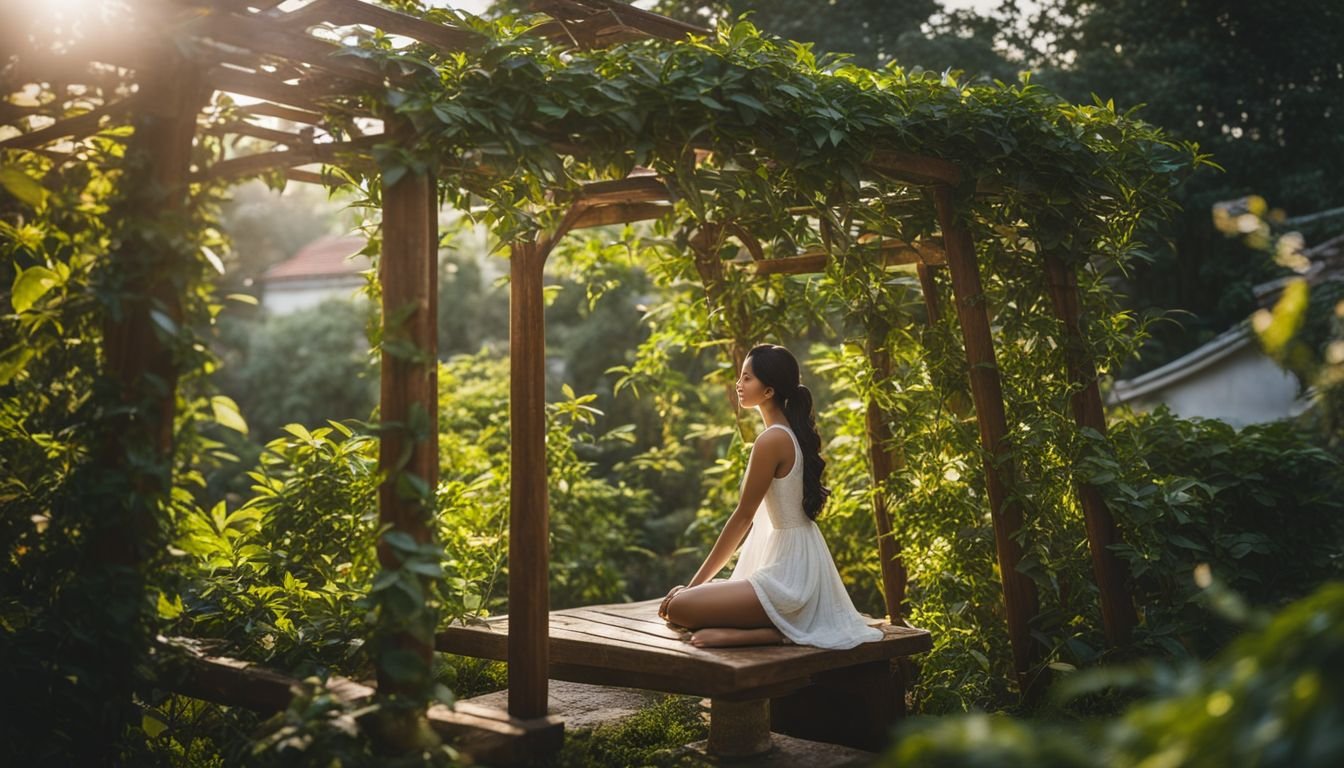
[658,344,885,650]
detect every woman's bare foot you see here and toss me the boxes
[689,627,787,648]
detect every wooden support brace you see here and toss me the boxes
[1042,252,1137,646]
[934,186,1041,693]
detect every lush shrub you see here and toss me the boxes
[1101,408,1344,657]
[881,579,1344,768]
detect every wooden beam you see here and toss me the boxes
[867,150,962,187]
[377,163,439,701]
[0,95,138,150]
[568,201,672,230]
[206,66,329,113]
[567,175,671,206]
[209,120,313,146]
[236,100,326,126]
[746,239,946,276]
[274,0,483,51]
[933,186,1041,695]
[189,11,388,87]
[196,134,381,181]
[532,0,710,43]
[508,238,552,720]
[1042,252,1137,646]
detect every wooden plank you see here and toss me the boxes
[1042,252,1136,646]
[439,601,932,695]
[556,606,686,639]
[934,186,1041,694]
[508,239,551,719]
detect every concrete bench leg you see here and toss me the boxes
[708,697,772,757]
[771,658,908,751]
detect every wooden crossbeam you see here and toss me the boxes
[0,95,139,150]
[206,66,331,113]
[209,120,313,146]
[568,175,671,206]
[198,134,381,181]
[533,0,709,43]
[867,149,962,187]
[273,0,482,51]
[189,11,388,88]
[746,239,946,276]
[235,100,327,126]
[570,201,672,230]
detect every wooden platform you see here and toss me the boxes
[436,598,932,701]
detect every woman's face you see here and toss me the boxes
[736,357,772,409]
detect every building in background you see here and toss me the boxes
[1108,232,1342,427]
[258,235,370,315]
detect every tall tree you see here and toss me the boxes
[1022,0,1344,369]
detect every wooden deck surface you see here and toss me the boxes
[437,598,932,699]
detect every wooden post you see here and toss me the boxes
[88,55,205,761]
[376,165,439,707]
[916,262,942,323]
[934,187,1041,690]
[1042,253,1137,646]
[864,343,909,624]
[508,239,550,719]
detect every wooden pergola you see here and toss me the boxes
[4,0,1139,759]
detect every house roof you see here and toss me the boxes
[1108,324,1255,404]
[261,235,370,282]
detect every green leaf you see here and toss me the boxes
[11,266,60,314]
[0,166,48,209]
[210,395,249,435]
[383,530,420,553]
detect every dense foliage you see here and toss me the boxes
[882,579,1344,768]
[4,1,1340,765]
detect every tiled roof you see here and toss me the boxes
[262,235,370,281]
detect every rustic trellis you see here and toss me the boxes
[2,0,1153,759]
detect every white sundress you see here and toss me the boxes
[728,423,885,650]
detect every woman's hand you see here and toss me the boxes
[659,584,687,622]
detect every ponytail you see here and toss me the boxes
[782,384,830,520]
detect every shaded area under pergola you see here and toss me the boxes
[3,0,1142,760]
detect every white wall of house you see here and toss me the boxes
[260,277,367,316]
[1108,328,1308,427]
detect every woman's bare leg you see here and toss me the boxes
[665,580,771,628]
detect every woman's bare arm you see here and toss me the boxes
[685,429,789,587]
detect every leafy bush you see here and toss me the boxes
[1100,408,1344,657]
[552,695,708,768]
[881,579,1344,768]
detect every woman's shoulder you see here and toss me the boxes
[750,425,793,453]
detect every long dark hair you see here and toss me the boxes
[746,344,830,520]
